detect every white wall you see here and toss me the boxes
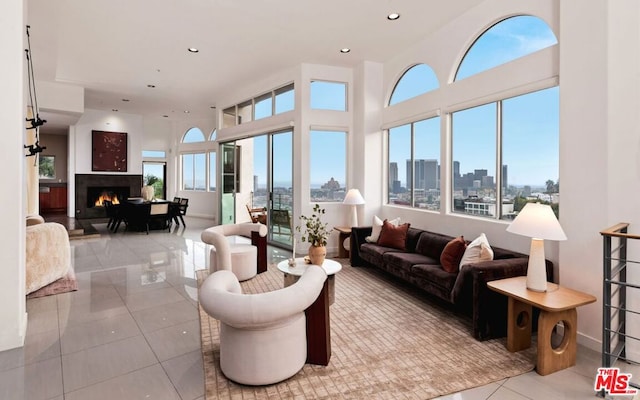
[68,109,143,216]
[560,0,640,351]
[0,0,27,351]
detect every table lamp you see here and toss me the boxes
[506,202,566,292]
[343,189,365,227]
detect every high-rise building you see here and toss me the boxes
[502,165,508,189]
[407,159,439,191]
[389,162,398,191]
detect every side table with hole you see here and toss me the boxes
[487,276,596,375]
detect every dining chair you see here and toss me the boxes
[176,198,189,226]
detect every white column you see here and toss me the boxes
[0,0,28,350]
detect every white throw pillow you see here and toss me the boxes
[459,233,494,268]
[365,216,400,243]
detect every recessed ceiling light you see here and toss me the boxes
[184,110,190,113]
[112,109,118,112]
[188,47,199,53]
[147,84,156,88]
[121,98,130,102]
[387,13,400,20]
[210,106,216,109]
[340,48,351,53]
[162,115,169,118]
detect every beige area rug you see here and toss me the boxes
[197,260,536,399]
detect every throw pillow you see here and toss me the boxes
[376,220,410,250]
[459,233,494,269]
[440,236,467,273]
[366,216,401,243]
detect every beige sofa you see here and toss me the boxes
[26,220,71,294]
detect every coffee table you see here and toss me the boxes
[276,258,342,366]
[487,276,596,375]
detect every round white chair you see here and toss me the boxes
[201,223,267,281]
[199,266,327,385]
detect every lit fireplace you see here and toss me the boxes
[94,191,121,207]
[87,186,130,209]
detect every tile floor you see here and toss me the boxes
[0,216,626,399]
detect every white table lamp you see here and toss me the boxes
[343,189,365,227]
[506,202,566,292]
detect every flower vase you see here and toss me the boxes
[308,245,326,266]
[141,185,154,201]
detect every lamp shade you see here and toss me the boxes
[506,203,567,241]
[343,189,365,205]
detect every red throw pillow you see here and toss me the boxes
[440,236,467,273]
[377,220,410,250]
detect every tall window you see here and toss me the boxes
[310,130,346,202]
[181,153,206,191]
[451,87,559,219]
[389,64,439,106]
[455,16,557,81]
[388,117,440,209]
[310,80,347,111]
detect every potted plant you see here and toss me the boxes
[296,203,332,266]
[142,174,159,201]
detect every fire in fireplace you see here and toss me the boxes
[87,186,130,208]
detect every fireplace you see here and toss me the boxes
[87,186,130,207]
[75,174,142,219]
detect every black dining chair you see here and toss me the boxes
[176,198,189,226]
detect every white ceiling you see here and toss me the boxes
[27,0,483,133]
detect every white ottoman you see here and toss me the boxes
[210,243,257,281]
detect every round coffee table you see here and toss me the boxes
[277,258,342,304]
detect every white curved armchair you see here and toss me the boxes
[199,266,327,385]
[201,223,267,281]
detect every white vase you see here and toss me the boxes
[141,185,154,201]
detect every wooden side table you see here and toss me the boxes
[487,276,596,375]
[334,226,352,258]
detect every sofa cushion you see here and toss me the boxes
[377,221,410,250]
[405,228,424,253]
[360,243,398,268]
[415,231,453,260]
[410,264,457,293]
[384,252,440,273]
[440,236,467,273]
[366,216,400,243]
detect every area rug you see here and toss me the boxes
[197,260,536,399]
[27,267,78,299]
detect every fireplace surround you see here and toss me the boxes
[75,174,142,219]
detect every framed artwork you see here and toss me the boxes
[92,130,128,172]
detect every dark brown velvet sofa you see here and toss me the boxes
[350,226,553,340]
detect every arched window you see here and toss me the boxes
[455,15,557,81]
[209,129,217,141]
[182,127,205,143]
[389,64,439,106]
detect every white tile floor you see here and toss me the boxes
[0,216,626,399]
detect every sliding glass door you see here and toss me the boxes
[269,131,293,247]
[221,130,293,248]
